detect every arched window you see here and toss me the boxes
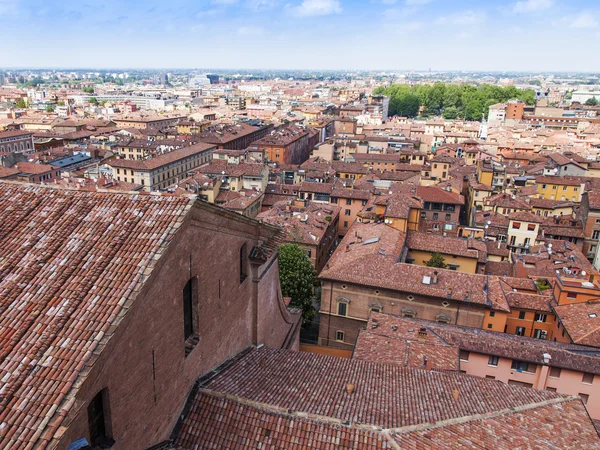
[240,243,248,283]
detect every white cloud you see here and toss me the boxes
[435,10,485,26]
[513,0,552,14]
[196,8,222,18]
[237,25,265,35]
[293,0,342,17]
[248,0,279,8]
[570,12,598,29]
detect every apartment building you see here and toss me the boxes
[254,126,319,165]
[357,313,600,420]
[198,123,274,150]
[108,143,216,191]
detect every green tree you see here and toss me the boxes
[374,83,536,121]
[45,105,55,113]
[83,87,95,94]
[278,243,316,325]
[392,94,420,118]
[443,106,459,119]
[424,252,447,269]
[89,97,99,105]
[16,98,27,109]
[585,97,599,106]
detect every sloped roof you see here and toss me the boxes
[319,222,509,311]
[0,182,193,448]
[169,347,599,449]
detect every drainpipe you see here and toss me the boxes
[327,281,333,346]
[536,353,552,390]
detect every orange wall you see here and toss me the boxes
[460,351,600,419]
[505,309,556,338]
[483,311,507,332]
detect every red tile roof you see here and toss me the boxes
[174,391,387,450]
[320,222,509,311]
[108,143,215,171]
[168,347,598,449]
[0,182,193,448]
[416,186,465,205]
[394,399,597,449]
[361,313,600,376]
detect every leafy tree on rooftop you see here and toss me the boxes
[278,243,316,326]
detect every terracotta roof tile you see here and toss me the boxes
[0,182,192,448]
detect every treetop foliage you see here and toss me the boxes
[278,244,316,326]
[374,83,535,120]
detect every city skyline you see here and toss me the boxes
[3,0,600,71]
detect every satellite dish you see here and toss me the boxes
[582,271,587,276]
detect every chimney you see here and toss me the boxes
[345,244,350,252]
[418,327,428,339]
[432,271,439,284]
[346,383,355,394]
[357,234,363,243]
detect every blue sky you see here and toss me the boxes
[2,0,600,71]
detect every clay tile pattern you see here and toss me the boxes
[204,348,561,430]
[353,315,459,371]
[393,399,600,450]
[174,392,387,450]
[0,182,192,448]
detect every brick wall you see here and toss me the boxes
[56,202,300,449]
[318,280,486,349]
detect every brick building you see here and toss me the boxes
[164,346,599,449]
[416,186,465,235]
[257,199,340,273]
[254,125,319,165]
[0,129,35,153]
[0,182,300,449]
[198,123,274,150]
[356,313,600,420]
[318,222,511,349]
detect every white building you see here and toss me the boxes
[488,103,506,126]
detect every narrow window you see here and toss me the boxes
[88,389,113,447]
[336,330,345,342]
[459,350,470,361]
[582,373,595,384]
[240,243,248,283]
[183,279,194,340]
[338,302,347,316]
[488,355,499,366]
[549,367,561,378]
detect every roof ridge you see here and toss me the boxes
[388,395,580,435]
[194,387,387,431]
